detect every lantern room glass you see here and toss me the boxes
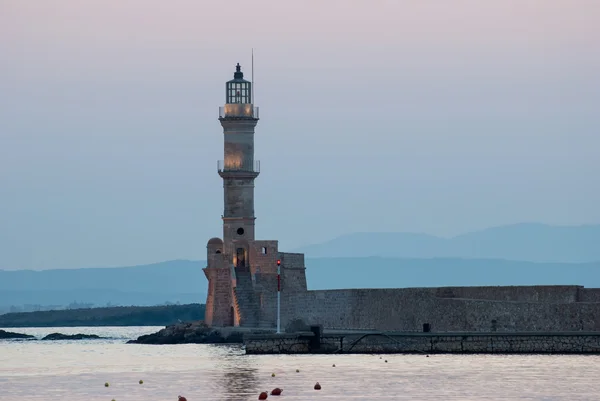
[226,63,252,104]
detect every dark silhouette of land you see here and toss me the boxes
[0,303,205,327]
[0,329,35,339]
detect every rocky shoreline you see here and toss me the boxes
[0,329,36,340]
[2,322,272,344]
[0,329,106,341]
[127,321,264,344]
[41,333,104,341]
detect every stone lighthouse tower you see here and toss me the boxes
[218,63,259,253]
[203,63,307,328]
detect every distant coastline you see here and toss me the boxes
[0,303,205,328]
[2,224,599,315]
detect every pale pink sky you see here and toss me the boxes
[1,0,599,269]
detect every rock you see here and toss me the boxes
[0,329,35,340]
[127,321,249,345]
[41,333,104,341]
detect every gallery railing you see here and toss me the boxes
[219,105,259,119]
[217,159,260,173]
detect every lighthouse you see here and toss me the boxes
[203,63,307,329]
[218,63,260,256]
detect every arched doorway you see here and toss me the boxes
[235,247,249,272]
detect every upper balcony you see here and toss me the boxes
[219,104,259,120]
[218,159,260,177]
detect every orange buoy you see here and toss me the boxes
[258,391,268,400]
[178,396,188,401]
[271,388,283,396]
[314,382,322,390]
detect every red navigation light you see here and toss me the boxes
[276,259,281,266]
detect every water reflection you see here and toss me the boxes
[2,328,600,400]
[221,366,260,400]
[207,345,261,399]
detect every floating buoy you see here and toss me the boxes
[296,369,299,373]
[139,380,144,384]
[104,382,109,387]
[271,387,282,396]
[271,373,275,377]
[178,396,188,401]
[258,391,268,400]
[332,364,336,367]
[314,382,322,390]
[426,355,429,357]
[385,360,388,363]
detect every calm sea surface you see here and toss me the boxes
[1,326,599,401]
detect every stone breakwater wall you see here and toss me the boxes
[280,287,600,332]
[245,332,600,354]
[245,333,314,354]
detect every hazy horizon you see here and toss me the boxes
[1,1,599,270]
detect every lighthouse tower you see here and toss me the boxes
[203,63,307,328]
[218,63,259,252]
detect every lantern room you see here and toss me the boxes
[226,63,251,104]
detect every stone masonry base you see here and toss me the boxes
[244,332,600,354]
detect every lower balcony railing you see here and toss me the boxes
[218,159,260,173]
[219,105,259,119]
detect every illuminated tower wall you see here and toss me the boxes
[218,63,260,271]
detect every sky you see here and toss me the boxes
[0,0,599,270]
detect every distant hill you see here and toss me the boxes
[303,258,600,290]
[2,256,600,314]
[0,303,205,328]
[292,223,600,262]
[0,260,206,313]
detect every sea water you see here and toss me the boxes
[1,326,599,400]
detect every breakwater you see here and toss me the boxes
[244,331,600,354]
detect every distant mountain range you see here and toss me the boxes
[2,258,600,314]
[293,223,600,262]
[1,223,598,314]
[304,257,600,290]
[0,260,205,314]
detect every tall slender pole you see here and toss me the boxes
[251,48,254,105]
[276,259,281,334]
